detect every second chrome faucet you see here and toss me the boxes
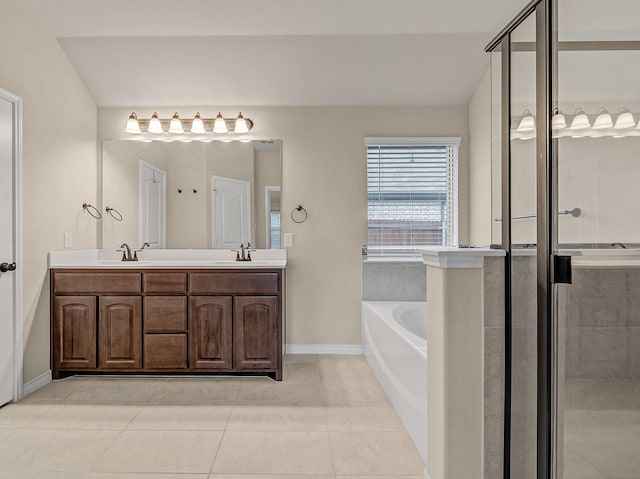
[233,243,255,262]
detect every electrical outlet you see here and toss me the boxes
[284,233,294,248]
[64,232,72,249]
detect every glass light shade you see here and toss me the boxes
[614,109,635,129]
[592,109,613,129]
[516,110,535,132]
[234,112,250,134]
[148,112,164,134]
[125,112,141,134]
[551,110,567,130]
[168,112,184,134]
[190,112,206,134]
[569,109,590,130]
[213,112,228,134]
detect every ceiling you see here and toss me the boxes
[10,0,531,106]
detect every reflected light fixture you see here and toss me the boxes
[191,112,206,134]
[614,108,635,129]
[234,112,250,134]
[168,112,184,134]
[569,109,590,130]
[148,112,164,134]
[592,107,613,129]
[125,112,141,134]
[516,110,535,132]
[551,108,567,130]
[213,112,228,134]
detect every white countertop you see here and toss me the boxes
[418,246,506,269]
[48,249,287,269]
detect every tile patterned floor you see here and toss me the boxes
[0,354,426,478]
[564,409,640,479]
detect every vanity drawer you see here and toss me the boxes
[144,296,187,332]
[143,272,187,293]
[144,334,187,369]
[189,272,279,295]
[53,272,141,294]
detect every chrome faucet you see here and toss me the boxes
[232,243,255,262]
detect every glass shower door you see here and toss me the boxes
[553,2,640,477]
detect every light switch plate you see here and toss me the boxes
[284,233,293,248]
[64,232,72,249]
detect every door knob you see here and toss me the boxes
[0,262,16,273]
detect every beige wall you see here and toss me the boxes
[0,0,97,382]
[469,67,492,245]
[99,106,470,346]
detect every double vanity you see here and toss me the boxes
[49,249,286,380]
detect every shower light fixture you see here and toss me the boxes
[614,108,635,129]
[568,109,590,130]
[125,111,254,136]
[592,108,613,130]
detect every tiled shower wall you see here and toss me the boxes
[559,266,640,409]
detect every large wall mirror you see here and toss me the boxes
[100,139,282,250]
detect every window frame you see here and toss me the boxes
[365,136,460,255]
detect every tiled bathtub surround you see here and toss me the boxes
[361,258,426,301]
[0,355,426,478]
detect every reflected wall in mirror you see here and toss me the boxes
[101,139,282,249]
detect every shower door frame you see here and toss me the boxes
[487,1,556,479]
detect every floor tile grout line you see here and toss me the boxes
[208,424,228,474]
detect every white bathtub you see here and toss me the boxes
[362,301,428,464]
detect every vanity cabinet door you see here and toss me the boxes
[53,296,97,370]
[189,296,233,369]
[234,296,279,370]
[98,296,142,369]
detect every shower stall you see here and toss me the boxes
[487,1,640,478]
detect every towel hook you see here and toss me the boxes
[291,204,308,224]
[82,203,102,220]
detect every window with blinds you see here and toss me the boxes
[366,137,460,254]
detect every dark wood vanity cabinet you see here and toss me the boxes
[51,268,283,380]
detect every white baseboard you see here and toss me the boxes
[286,344,363,355]
[22,370,52,398]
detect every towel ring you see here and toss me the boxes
[82,203,102,220]
[291,205,308,224]
[105,206,123,221]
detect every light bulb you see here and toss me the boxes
[213,112,228,134]
[125,112,141,134]
[148,112,164,134]
[592,108,613,129]
[614,108,635,129]
[190,112,206,134]
[516,110,535,132]
[168,112,184,134]
[551,109,567,130]
[569,109,590,130]
[234,112,250,134]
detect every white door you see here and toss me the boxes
[0,92,17,406]
[139,160,166,248]
[212,176,251,248]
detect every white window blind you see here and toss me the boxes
[366,137,460,254]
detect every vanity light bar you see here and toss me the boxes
[511,107,640,140]
[125,112,254,135]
